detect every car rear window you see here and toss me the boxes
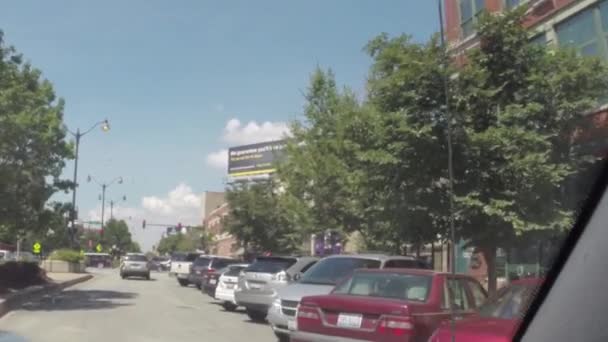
[245,257,297,274]
[225,265,248,276]
[193,257,211,266]
[333,271,432,302]
[299,257,381,285]
[125,255,147,262]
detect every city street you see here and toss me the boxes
[0,269,275,342]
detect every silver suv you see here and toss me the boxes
[235,256,318,322]
[120,253,151,280]
[267,254,429,341]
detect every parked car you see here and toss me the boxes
[214,263,250,310]
[268,254,430,341]
[291,268,486,342]
[235,256,318,323]
[429,278,542,342]
[120,253,151,280]
[170,252,204,286]
[189,256,238,290]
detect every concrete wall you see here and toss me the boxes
[41,260,86,273]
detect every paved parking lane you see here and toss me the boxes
[0,268,276,342]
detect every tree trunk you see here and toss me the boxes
[416,243,421,258]
[481,243,497,295]
[431,241,435,270]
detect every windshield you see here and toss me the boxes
[1,2,606,341]
[125,255,147,262]
[299,258,381,285]
[333,272,432,302]
[245,257,297,274]
[478,284,539,319]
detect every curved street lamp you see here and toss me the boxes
[66,119,110,246]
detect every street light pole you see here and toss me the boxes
[109,195,127,220]
[88,175,123,233]
[67,119,110,248]
[101,184,107,231]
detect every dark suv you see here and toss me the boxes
[188,256,238,290]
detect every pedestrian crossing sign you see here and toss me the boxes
[96,243,102,252]
[32,242,41,254]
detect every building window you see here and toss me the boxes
[556,2,608,59]
[461,0,486,38]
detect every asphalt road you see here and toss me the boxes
[0,268,276,342]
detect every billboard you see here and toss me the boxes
[228,140,287,178]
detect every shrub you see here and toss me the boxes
[50,249,84,263]
[0,261,49,290]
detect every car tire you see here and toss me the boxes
[146,273,151,280]
[222,302,237,312]
[196,283,201,290]
[246,308,267,322]
[121,274,126,279]
[275,332,289,342]
[178,279,189,287]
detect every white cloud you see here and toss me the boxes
[205,118,291,170]
[85,183,202,252]
[222,118,290,145]
[205,149,228,170]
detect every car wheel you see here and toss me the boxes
[196,283,201,290]
[246,308,267,322]
[146,273,151,280]
[121,274,126,279]
[275,332,289,342]
[222,302,237,312]
[178,279,189,287]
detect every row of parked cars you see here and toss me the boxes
[170,252,540,342]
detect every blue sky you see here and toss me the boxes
[1,0,437,250]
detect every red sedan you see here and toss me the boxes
[292,268,487,342]
[429,278,542,342]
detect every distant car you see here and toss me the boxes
[215,263,250,311]
[120,253,151,280]
[0,250,13,263]
[170,252,204,286]
[429,278,542,342]
[235,256,318,323]
[292,268,487,342]
[268,254,431,341]
[188,256,238,290]
[150,256,170,271]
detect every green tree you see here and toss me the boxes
[0,31,72,243]
[103,219,135,253]
[278,68,367,242]
[225,179,303,254]
[451,9,608,293]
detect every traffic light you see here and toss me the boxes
[142,219,146,229]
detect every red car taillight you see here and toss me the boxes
[297,304,320,320]
[377,316,413,336]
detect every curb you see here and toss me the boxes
[0,274,93,319]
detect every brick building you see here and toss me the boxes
[445,0,608,153]
[202,200,239,257]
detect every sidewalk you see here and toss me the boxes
[0,272,93,318]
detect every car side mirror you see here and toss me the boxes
[293,273,302,281]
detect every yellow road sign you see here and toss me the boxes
[96,244,102,253]
[32,242,41,254]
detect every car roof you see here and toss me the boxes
[354,268,475,277]
[323,254,419,261]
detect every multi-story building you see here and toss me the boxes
[445,0,608,152]
[200,192,239,257]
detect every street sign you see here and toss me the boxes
[96,243,102,253]
[32,242,41,254]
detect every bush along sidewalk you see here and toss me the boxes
[0,261,50,295]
